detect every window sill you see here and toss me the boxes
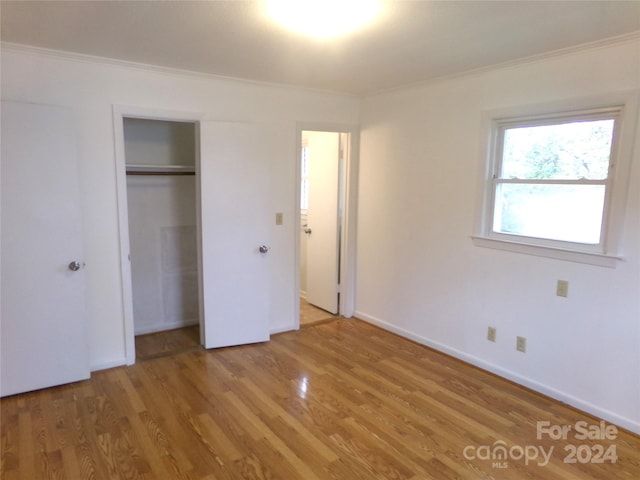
[471,236,621,268]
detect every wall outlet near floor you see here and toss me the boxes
[556,279,569,297]
[516,336,526,353]
[487,326,497,342]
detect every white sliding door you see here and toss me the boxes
[199,122,271,348]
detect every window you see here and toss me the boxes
[494,112,617,246]
[474,98,636,267]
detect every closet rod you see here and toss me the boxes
[126,171,195,176]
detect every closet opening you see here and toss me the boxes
[123,117,201,360]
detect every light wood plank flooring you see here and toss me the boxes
[2,319,639,479]
[135,325,201,361]
[300,298,338,326]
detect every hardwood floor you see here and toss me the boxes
[2,319,639,479]
[135,325,201,361]
[300,298,338,326]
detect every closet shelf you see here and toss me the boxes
[126,164,195,176]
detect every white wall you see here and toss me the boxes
[0,45,360,370]
[124,118,195,167]
[356,38,640,433]
[126,175,198,335]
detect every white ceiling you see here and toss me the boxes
[2,1,639,96]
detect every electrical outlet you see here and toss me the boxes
[275,212,283,225]
[556,280,569,297]
[487,327,496,342]
[516,336,526,353]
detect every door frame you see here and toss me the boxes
[295,122,359,327]
[113,105,204,365]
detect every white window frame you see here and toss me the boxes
[473,93,639,268]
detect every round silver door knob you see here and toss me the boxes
[68,261,81,271]
[259,245,270,254]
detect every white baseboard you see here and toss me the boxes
[355,310,640,436]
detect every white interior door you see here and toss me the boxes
[1,101,90,397]
[305,131,340,314]
[199,122,271,348]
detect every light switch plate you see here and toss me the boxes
[556,280,569,297]
[487,327,496,342]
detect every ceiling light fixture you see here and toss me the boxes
[266,0,382,39]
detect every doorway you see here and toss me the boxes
[123,117,201,359]
[116,110,273,363]
[298,129,352,326]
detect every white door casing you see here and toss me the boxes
[305,131,340,314]
[199,122,271,348]
[1,101,90,396]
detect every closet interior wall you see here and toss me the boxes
[124,118,199,336]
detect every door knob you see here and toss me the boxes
[259,245,270,254]
[68,261,81,271]
[304,227,312,234]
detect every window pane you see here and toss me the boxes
[493,183,605,244]
[501,119,614,180]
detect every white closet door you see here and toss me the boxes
[1,101,90,396]
[199,122,271,348]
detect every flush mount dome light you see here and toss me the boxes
[266,0,382,39]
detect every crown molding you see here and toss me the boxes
[3,30,639,99]
[370,31,640,97]
[0,41,358,99]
